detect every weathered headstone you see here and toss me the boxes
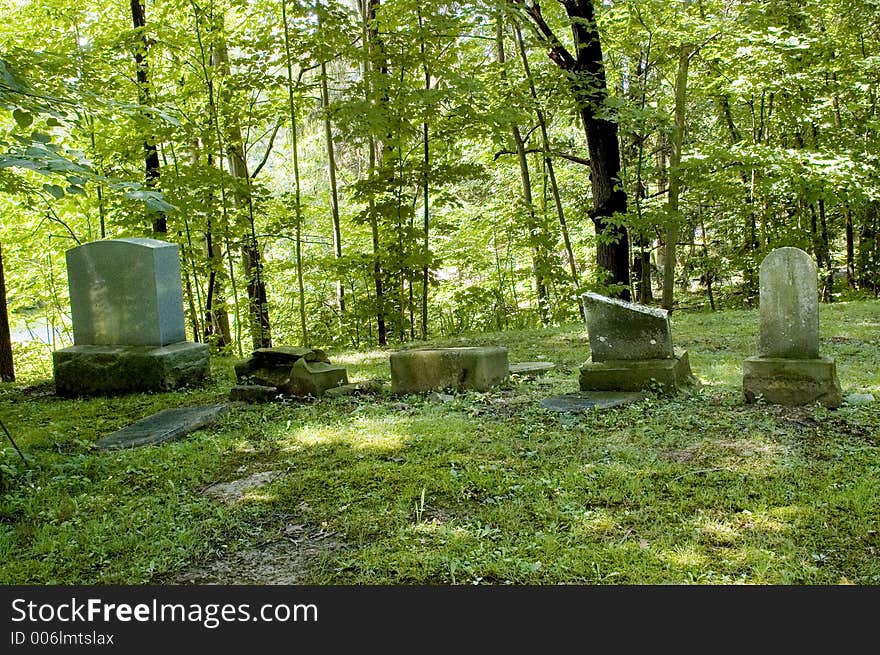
[390,346,508,394]
[578,291,693,392]
[742,247,842,407]
[95,403,229,450]
[66,238,186,346]
[53,238,210,396]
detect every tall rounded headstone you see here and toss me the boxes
[758,247,819,359]
[742,246,841,408]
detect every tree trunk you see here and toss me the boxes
[362,0,387,345]
[519,0,630,298]
[662,45,692,310]
[321,61,345,327]
[513,22,583,320]
[497,20,549,325]
[0,243,14,382]
[130,0,165,234]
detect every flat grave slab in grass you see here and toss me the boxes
[95,403,230,450]
[509,362,555,376]
[540,391,645,413]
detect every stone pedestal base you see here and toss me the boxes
[390,346,509,393]
[53,342,210,396]
[742,356,842,408]
[579,349,694,393]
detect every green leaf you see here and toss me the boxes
[42,183,65,199]
[123,188,176,212]
[12,109,33,129]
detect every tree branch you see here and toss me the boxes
[494,148,591,167]
[510,0,576,69]
[250,119,282,179]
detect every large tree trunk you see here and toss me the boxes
[0,243,14,382]
[520,0,630,298]
[130,0,165,234]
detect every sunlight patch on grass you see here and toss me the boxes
[658,544,709,569]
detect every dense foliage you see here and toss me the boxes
[1,0,878,367]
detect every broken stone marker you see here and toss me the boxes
[53,238,210,396]
[231,346,348,400]
[390,346,509,393]
[578,291,693,393]
[742,247,842,408]
[95,403,229,450]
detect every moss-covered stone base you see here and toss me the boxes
[390,346,509,393]
[579,349,694,393]
[53,342,210,396]
[742,355,842,408]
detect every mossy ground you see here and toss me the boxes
[1,300,878,584]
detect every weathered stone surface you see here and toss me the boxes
[758,247,819,359]
[250,347,330,365]
[66,238,186,347]
[234,360,294,389]
[229,384,280,403]
[579,348,694,393]
[540,391,645,413]
[390,346,509,393]
[282,359,348,397]
[582,291,674,362]
[743,356,842,408]
[95,403,229,450]
[509,361,555,376]
[53,342,210,396]
[845,393,875,405]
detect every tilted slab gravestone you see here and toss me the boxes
[390,346,509,394]
[578,291,693,393]
[53,238,209,396]
[583,291,674,361]
[742,247,842,408]
[540,391,645,413]
[95,403,229,450]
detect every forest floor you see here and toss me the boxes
[1,300,879,585]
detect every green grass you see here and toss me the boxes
[1,300,878,584]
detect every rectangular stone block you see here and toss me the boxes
[66,238,186,346]
[390,346,509,393]
[742,356,842,408]
[579,349,694,393]
[583,291,674,361]
[53,342,209,396]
